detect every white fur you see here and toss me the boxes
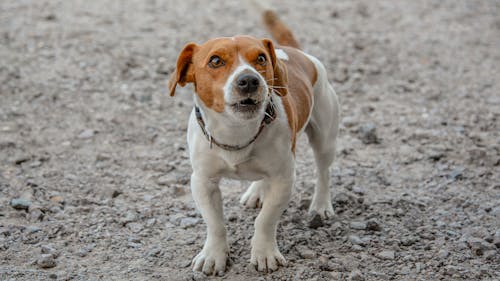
[275,49,289,61]
[187,49,340,275]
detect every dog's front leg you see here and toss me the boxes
[190,173,229,276]
[250,175,293,272]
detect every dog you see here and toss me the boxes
[168,1,340,275]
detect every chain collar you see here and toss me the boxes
[194,99,276,151]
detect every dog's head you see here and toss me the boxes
[169,36,287,119]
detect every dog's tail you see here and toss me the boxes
[249,0,301,49]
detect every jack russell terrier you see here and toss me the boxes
[168,1,340,275]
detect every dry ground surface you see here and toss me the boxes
[1,0,499,280]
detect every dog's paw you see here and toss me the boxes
[240,184,264,208]
[308,200,335,219]
[192,245,229,276]
[250,245,286,272]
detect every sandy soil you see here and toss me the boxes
[1,0,499,280]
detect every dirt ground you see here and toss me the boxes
[1,0,499,280]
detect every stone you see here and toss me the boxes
[437,249,449,259]
[366,219,382,231]
[147,247,162,257]
[349,235,365,246]
[10,198,31,210]
[401,236,419,246]
[180,217,199,229]
[444,265,462,276]
[50,196,65,204]
[483,250,497,260]
[467,237,495,256]
[308,211,324,229]
[127,222,143,233]
[122,211,138,225]
[349,270,365,281]
[333,192,352,205]
[350,221,367,230]
[352,186,365,195]
[37,254,56,268]
[297,246,316,259]
[376,250,395,260]
[358,123,379,144]
[78,129,95,139]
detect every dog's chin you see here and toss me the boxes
[230,98,263,119]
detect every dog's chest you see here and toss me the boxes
[218,150,268,181]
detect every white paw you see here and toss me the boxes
[308,199,335,219]
[192,244,229,276]
[250,237,286,272]
[250,242,286,272]
[240,184,264,208]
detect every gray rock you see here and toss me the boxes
[127,222,143,233]
[352,186,365,195]
[401,236,419,246]
[350,221,367,230]
[366,219,382,231]
[308,211,324,229]
[78,129,95,139]
[180,217,199,229]
[122,211,138,225]
[376,250,395,260]
[437,249,449,259]
[333,192,352,205]
[147,247,162,257]
[10,198,31,210]
[467,237,495,255]
[157,171,189,186]
[297,246,316,259]
[358,123,379,144]
[349,270,365,281]
[444,265,462,276]
[448,167,465,180]
[349,235,365,246]
[342,116,357,128]
[493,231,500,248]
[37,254,56,268]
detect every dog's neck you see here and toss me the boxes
[194,98,268,149]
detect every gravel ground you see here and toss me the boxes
[1,0,499,280]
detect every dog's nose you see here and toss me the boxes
[236,74,260,94]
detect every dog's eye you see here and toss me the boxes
[208,55,224,68]
[256,54,267,65]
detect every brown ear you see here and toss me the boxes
[262,39,288,96]
[168,43,197,96]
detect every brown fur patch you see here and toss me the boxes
[279,47,317,152]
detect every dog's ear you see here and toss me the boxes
[168,43,197,96]
[262,39,288,97]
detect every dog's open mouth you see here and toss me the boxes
[232,98,261,112]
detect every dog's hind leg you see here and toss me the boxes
[240,180,267,208]
[304,54,340,219]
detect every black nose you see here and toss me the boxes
[236,74,260,94]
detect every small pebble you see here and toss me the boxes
[350,221,367,230]
[366,219,382,231]
[297,246,316,259]
[78,129,95,139]
[180,217,199,228]
[308,211,324,229]
[37,254,56,268]
[349,235,365,246]
[10,198,31,210]
[376,250,395,260]
[437,249,449,259]
[349,270,365,281]
[358,123,379,144]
